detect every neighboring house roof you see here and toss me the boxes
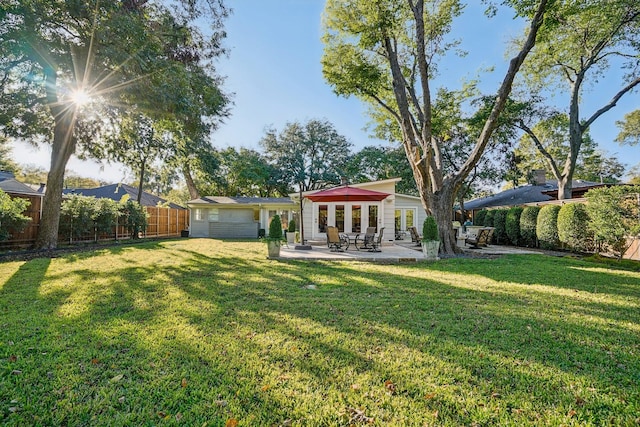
[0,171,43,196]
[64,183,185,209]
[463,180,604,211]
[188,196,295,206]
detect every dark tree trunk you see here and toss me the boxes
[183,161,200,200]
[34,111,77,249]
[137,159,146,204]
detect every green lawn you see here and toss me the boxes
[1,239,639,426]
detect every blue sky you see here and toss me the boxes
[12,0,639,182]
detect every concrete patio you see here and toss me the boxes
[273,240,540,262]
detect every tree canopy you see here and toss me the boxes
[515,0,640,198]
[322,0,549,253]
[0,0,229,248]
[260,119,352,192]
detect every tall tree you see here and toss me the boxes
[0,0,228,249]
[0,137,19,174]
[515,114,626,184]
[616,110,640,146]
[322,0,548,254]
[260,119,352,192]
[104,113,169,203]
[516,0,640,199]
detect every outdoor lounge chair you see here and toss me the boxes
[465,227,491,248]
[408,226,422,245]
[368,227,385,252]
[355,227,377,251]
[326,226,348,252]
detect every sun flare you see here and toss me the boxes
[71,89,91,106]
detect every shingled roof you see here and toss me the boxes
[64,183,185,209]
[0,171,43,196]
[463,179,604,211]
[188,196,294,205]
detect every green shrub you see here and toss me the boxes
[423,216,439,241]
[483,210,496,227]
[505,206,523,246]
[268,214,283,240]
[558,203,592,252]
[119,200,148,239]
[474,209,487,227]
[93,198,119,237]
[59,195,96,241]
[288,219,296,233]
[492,209,508,244]
[520,206,540,247]
[537,205,561,250]
[586,185,640,259]
[0,190,31,241]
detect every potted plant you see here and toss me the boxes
[422,216,440,260]
[286,219,296,244]
[266,214,283,258]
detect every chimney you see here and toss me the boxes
[38,183,46,193]
[532,169,546,186]
[340,176,348,186]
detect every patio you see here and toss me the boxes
[274,240,540,262]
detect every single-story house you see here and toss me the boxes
[186,178,427,242]
[460,170,609,222]
[62,183,185,209]
[187,196,296,239]
[292,178,426,243]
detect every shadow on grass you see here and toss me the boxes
[1,243,638,425]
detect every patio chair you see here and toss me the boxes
[368,227,385,252]
[355,227,377,251]
[408,226,422,245]
[465,227,491,249]
[326,226,348,252]
[484,227,495,245]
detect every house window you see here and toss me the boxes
[351,205,361,233]
[368,205,378,231]
[405,210,415,228]
[318,205,328,232]
[336,205,345,232]
[208,208,219,222]
[194,209,203,221]
[253,210,260,221]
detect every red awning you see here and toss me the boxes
[305,185,390,202]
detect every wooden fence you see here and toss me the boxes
[1,196,189,249]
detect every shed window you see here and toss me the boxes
[208,208,219,222]
[194,209,203,221]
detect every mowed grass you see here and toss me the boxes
[0,239,639,426]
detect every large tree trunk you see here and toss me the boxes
[34,111,77,250]
[137,159,146,204]
[431,190,457,254]
[183,161,200,200]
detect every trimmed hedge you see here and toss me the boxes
[505,206,523,246]
[483,210,496,228]
[423,216,439,241]
[558,203,592,252]
[268,214,283,240]
[520,206,540,247]
[493,209,508,244]
[474,209,487,227]
[537,205,561,250]
[586,185,640,259]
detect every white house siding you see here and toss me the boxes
[209,208,258,238]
